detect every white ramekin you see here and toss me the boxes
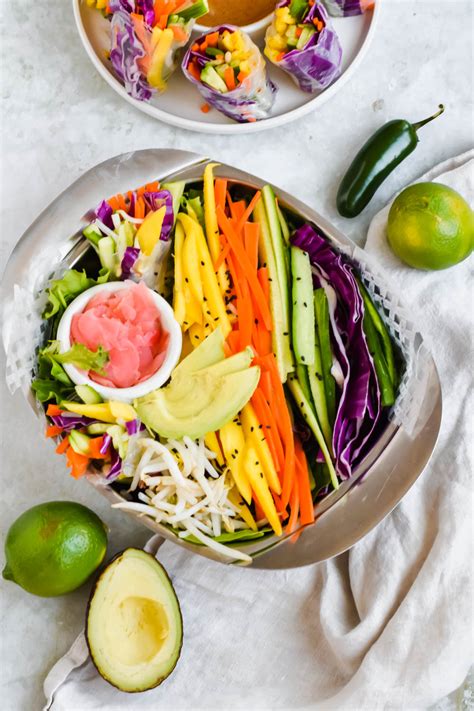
[194,12,273,36]
[56,280,182,403]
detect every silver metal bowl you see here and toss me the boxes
[1,149,442,569]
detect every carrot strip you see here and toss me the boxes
[286,483,300,534]
[224,66,236,91]
[145,180,159,192]
[107,196,120,212]
[244,222,259,271]
[237,191,261,233]
[253,496,266,523]
[66,448,89,479]
[55,437,70,454]
[188,61,201,82]
[46,425,63,438]
[88,437,109,460]
[206,31,219,46]
[237,279,253,349]
[295,440,315,526]
[200,103,211,114]
[251,389,285,474]
[215,178,228,212]
[226,251,243,301]
[217,206,272,329]
[229,200,246,222]
[134,196,145,219]
[171,24,187,42]
[226,330,241,355]
[46,404,62,417]
[265,354,295,508]
[214,241,231,270]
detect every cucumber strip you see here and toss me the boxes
[363,307,395,407]
[68,430,91,455]
[262,186,291,351]
[162,181,186,224]
[314,288,336,425]
[97,236,118,273]
[175,0,208,20]
[358,280,397,387]
[276,202,290,244]
[253,198,292,381]
[287,375,339,490]
[295,363,312,404]
[83,224,102,248]
[291,245,315,366]
[75,384,103,405]
[307,335,333,453]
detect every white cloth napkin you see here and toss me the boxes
[43,153,474,711]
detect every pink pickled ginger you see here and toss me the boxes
[71,281,169,389]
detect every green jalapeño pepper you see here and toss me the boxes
[337,104,445,218]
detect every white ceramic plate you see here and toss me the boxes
[73,0,380,134]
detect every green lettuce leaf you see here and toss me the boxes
[53,342,109,374]
[43,268,110,319]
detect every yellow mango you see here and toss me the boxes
[275,19,288,35]
[61,401,136,424]
[183,282,202,329]
[178,213,231,337]
[219,420,252,504]
[136,206,166,256]
[182,231,204,303]
[240,404,281,495]
[173,221,186,326]
[203,163,230,296]
[228,488,257,531]
[147,28,174,90]
[243,445,282,536]
[189,321,212,347]
[204,431,225,467]
[268,34,288,51]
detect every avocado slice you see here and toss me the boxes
[86,548,182,693]
[200,64,228,93]
[135,366,260,440]
[173,326,225,377]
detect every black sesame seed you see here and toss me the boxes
[201,260,205,266]
[185,277,189,283]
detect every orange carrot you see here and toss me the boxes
[226,330,241,355]
[107,196,120,212]
[46,404,62,417]
[286,483,300,534]
[244,222,259,271]
[237,191,261,233]
[251,389,285,474]
[214,241,231,270]
[237,71,249,83]
[226,251,243,301]
[229,200,246,222]
[265,354,295,508]
[188,61,201,81]
[88,437,109,460]
[215,178,228,212]
[206,31,219,46]
[46,425,63,438]
[134,196,145,219]
[217,206,272,330]
[66,447,89,479]
[200,103,211,114]
[171,24,187,42]
[237,279,253,349]
[253,496,266,523]
[224,66,236,91]
[56,437,70,455]
[295,441,315,526]
[145,180,159,192]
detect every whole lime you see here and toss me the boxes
[387,182,473,270]
[3,501,108,597]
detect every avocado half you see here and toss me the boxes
[86,548,183,692]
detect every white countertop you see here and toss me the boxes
[1,1,472,709]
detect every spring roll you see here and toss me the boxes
[264,0,342,93]
[322,0,374,17]
[182,26,277,122]
[108,0,209,100]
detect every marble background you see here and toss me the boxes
[0,1,472,709]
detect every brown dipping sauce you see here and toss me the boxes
[200,0,276,27]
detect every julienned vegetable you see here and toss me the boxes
[102,0,209,100]
[322,0,374,16]
[264,0,342,93]
[337,104,445,218]
[182,27,276,122]
[33,164,400,562]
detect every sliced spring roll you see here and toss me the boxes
[264,0,342,93]
[108,0,209,100]
[322,0,374,17]
[182,26,277,123]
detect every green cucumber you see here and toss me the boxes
[307,335,333,452]
[314,288,336,425]
[162,181,186,224]
[97,236,117,273]
[68,430,91,456]
[287,374,339,490]
[291,245,315,366]
[75,384,103,405]
[83,224,102,248]
[295,363,312,405]
[289,0,309,21]
[175,0,208,21]
[276,202,290,245]
[357,280,397,387]
[297,26,316,50]
[362,308,395,407]
[206,47,224,58]
[253,198,292,382]
[87,423,110,435]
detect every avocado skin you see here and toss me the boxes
[85,547,183,693]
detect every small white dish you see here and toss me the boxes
[56,280,182,403]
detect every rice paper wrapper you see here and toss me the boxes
[110,9,195,101]
[266,1,342,93]
[322,0,372,17]
[182,26,277,123]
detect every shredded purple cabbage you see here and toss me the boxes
[120,247,140,280]
[125,419,145,435]
[50,414,97,431]
[268,1,342,93]
[106,447,123,480]
[99,434,112,456]
[182,26,277,123]
[322,0,369,16]
[95,200,114,230]
[110,10,154,101]
[291,224,381,479]
[142,190,174,241]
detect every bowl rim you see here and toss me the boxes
[56,279,182,403]
[194,11,274,35]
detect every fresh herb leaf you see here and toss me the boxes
[43,268,110,320]
[54,342,109,375]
